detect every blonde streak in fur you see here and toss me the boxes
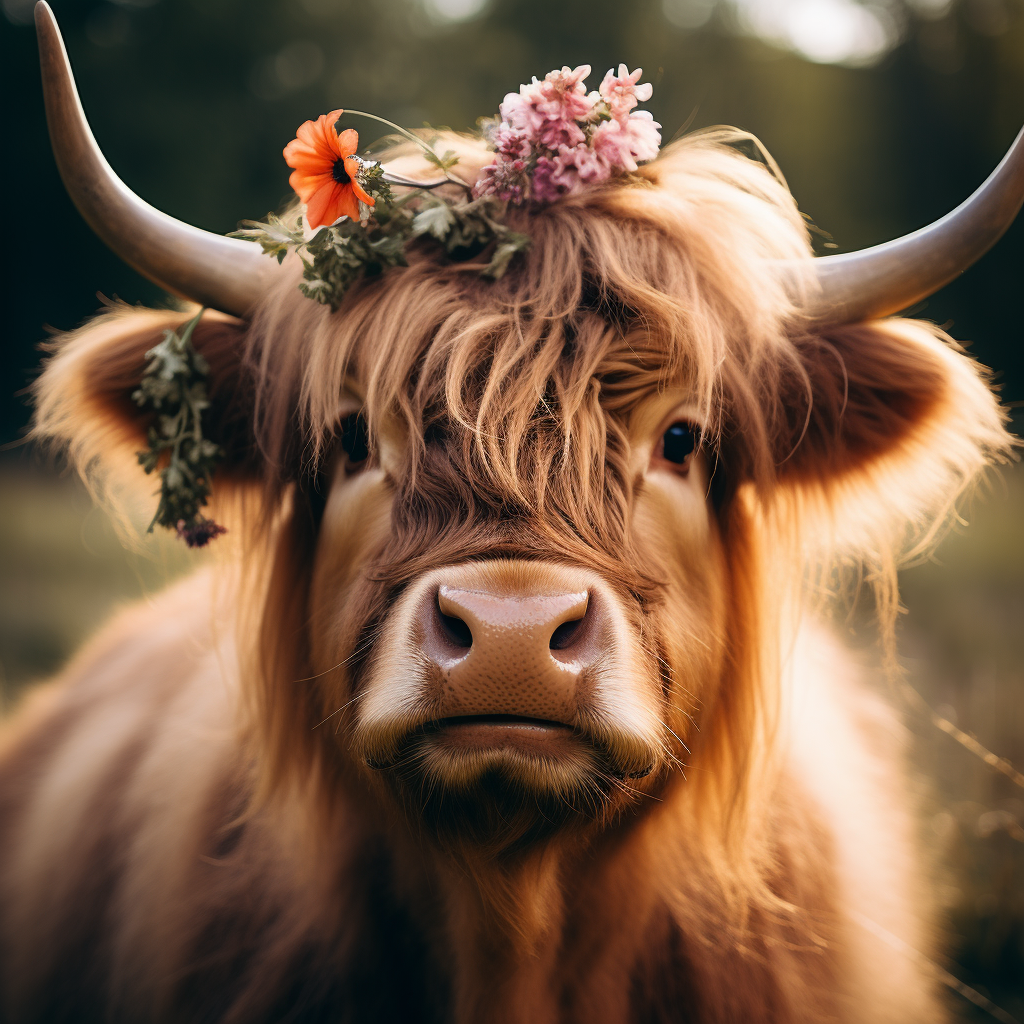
[785,623,945,1022]
[423,312,484,432]
[415,308,478,415]
[367,285,470,425]
[562,381,608,521]
[300,320,360,461]
[481,336,562,484]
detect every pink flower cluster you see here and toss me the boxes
[474,65,661,205]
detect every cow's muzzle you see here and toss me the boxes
[355,560,664,789]
[418,566,605,725]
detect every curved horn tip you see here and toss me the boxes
[34,2,55,32]
[809,120,1024,326]
[33,0,277,318]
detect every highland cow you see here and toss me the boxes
[0,5,1020,1023]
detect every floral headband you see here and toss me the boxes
[140,65,659,546]
[231,64,660,309]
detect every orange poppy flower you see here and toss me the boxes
[283,110,375,228]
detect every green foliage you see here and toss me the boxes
[421,135,461,174]
[484,232,533,279]
[300,214,411,307]
[229,212,296,264]
[132,310,226,547]
[232,186,530,310]
[410,194,531,276]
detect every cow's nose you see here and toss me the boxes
[419,568,605,720]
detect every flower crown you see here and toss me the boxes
[142,65,660,547]
[231,64,660,310]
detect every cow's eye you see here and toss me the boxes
[661,421,699,466]
[340,412,369,466]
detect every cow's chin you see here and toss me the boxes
[361,717,645,849]
[413,718,605,793]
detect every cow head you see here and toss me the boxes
[31,4,1014,875]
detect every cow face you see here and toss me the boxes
[34,135,1008,857]
[306,389,727,843]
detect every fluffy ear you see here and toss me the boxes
[32,304,261,515]
[753,319,1012,552]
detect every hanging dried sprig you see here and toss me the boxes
[133,309,226,547]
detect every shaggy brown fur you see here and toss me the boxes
[0,130,1012,1023]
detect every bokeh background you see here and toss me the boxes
[1,0,1022,1017]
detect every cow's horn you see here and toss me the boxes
[35,2,274,319]
[808,121,1024,324]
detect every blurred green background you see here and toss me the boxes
[1,0,1022,1017]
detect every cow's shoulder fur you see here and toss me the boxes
[0,573,440,1023]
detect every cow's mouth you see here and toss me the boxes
[420,714,580,756]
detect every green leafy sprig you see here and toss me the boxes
[411,194,531,280]
[230,157,530,311]
[133,309,226,547]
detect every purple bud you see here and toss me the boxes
[176,516,227,548]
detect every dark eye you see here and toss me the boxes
[340,412,369,465]
[661,421,699,465]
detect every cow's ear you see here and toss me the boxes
[748,319,1011,543]
[33,304,261,511]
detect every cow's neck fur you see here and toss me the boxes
[270,766,839,1024]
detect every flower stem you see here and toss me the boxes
[340,110,465,188]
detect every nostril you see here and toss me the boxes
[436,596,473,649]
[549,617,585,651]
[549,592,590,652]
